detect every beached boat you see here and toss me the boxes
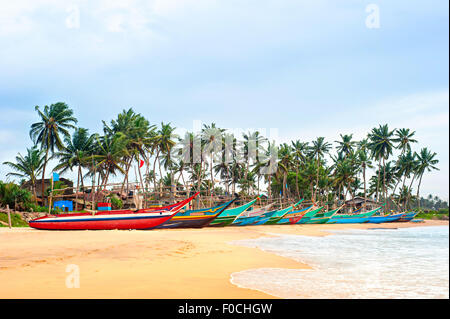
[397,212,418,222]
[155,199,235,229]
[232,204,275,226]
[368,212,403,224]
[327,207,381,224]
[241,209,278,226]
[262,199,304,225]
[28,193,199,230]
[277,205,314,224]
[303,207,341,224]
[296,206,325,224]
[208,197,258,227]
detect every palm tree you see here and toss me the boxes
[309,137,331,201]
[104,109,156,194]
[242,131,267,185]
[152,123,177,195]
[3,146,46,203]
[393,128,418,154]
[368,124,395,205]
[356,148,373,202]
[291,140,309,197]
[277,143,293,198]
[202,123,225,197]
[91,133,130,189]
[30,102,77,200]
[414,148,439,209]
[259,141,278,198]
[335,134,356,157]
[53,127,95,210]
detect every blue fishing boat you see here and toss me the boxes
[368,213,402,224]
[398,211,418,222]
[249,210,278,225]
[263,199,304,225]
[277,206,313,224]
[327,207,381,224]
[232,204,274,226]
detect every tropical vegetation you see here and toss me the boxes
[1,102,447,214]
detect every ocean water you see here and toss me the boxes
[230,226,449,298]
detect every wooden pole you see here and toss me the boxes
[48,175,54,214]
[6,205,12,229]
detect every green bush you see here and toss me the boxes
[109,195,123,209]
[0,181,32,210]
[416,209,449,220]
[0,212,29,227]
[25,202,49,213]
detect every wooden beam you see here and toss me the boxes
[7,205,12,229]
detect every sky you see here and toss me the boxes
[0,0,448,200]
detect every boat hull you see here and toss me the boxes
[155,215,219,229]
[397,212,418,222]
[155,200,234,229]
[29,211,176,230]
[304,217,330,224]
[328,217,370,224]
[209,216,237,227]
[208,198,258,227]
[368,215,401,224]
[28,193,199,231]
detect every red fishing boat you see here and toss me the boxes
[28,193,199,230]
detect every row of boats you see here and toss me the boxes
[28,193,418,230]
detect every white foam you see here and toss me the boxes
[230,226,449,299]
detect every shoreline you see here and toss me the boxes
[0,220,447,299]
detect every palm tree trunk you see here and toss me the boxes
[153,151,159,194]
[75,167,80,211]
[363,165,366,203]
[315,154,319,201]
[137,154,145,191]
[376,158,381,203]
[210,158,214,196]
[120,156,133,195]
[416,173,423,210]
[406,174,416,210]
[41,148,49,204]
[383,157,387,210]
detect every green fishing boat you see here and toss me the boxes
[303,207,342,224]
[208,197,258,227]
[296,206,325,224]
[264,199,304,225]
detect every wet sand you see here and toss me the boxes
[0,220,446,298]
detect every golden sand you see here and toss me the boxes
[0,220,447,299]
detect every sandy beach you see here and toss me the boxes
[0,220,447,299]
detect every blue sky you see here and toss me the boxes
[0,0,448,199]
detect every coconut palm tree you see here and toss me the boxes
[242,131,267,184]
[30,102,77,200]
[202,123,225,196]
[152,123,177,195]
[356,148,373,203]
[309,137,331,201]
[414,148,439,209]
[53,128,95,210]
[291,140,309,197]
[91,132,130,188]
[335,134,357,157]
[368,124,395,205]
[3,146,46,203]
[277,143,294,199]
[393,128,418,154]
